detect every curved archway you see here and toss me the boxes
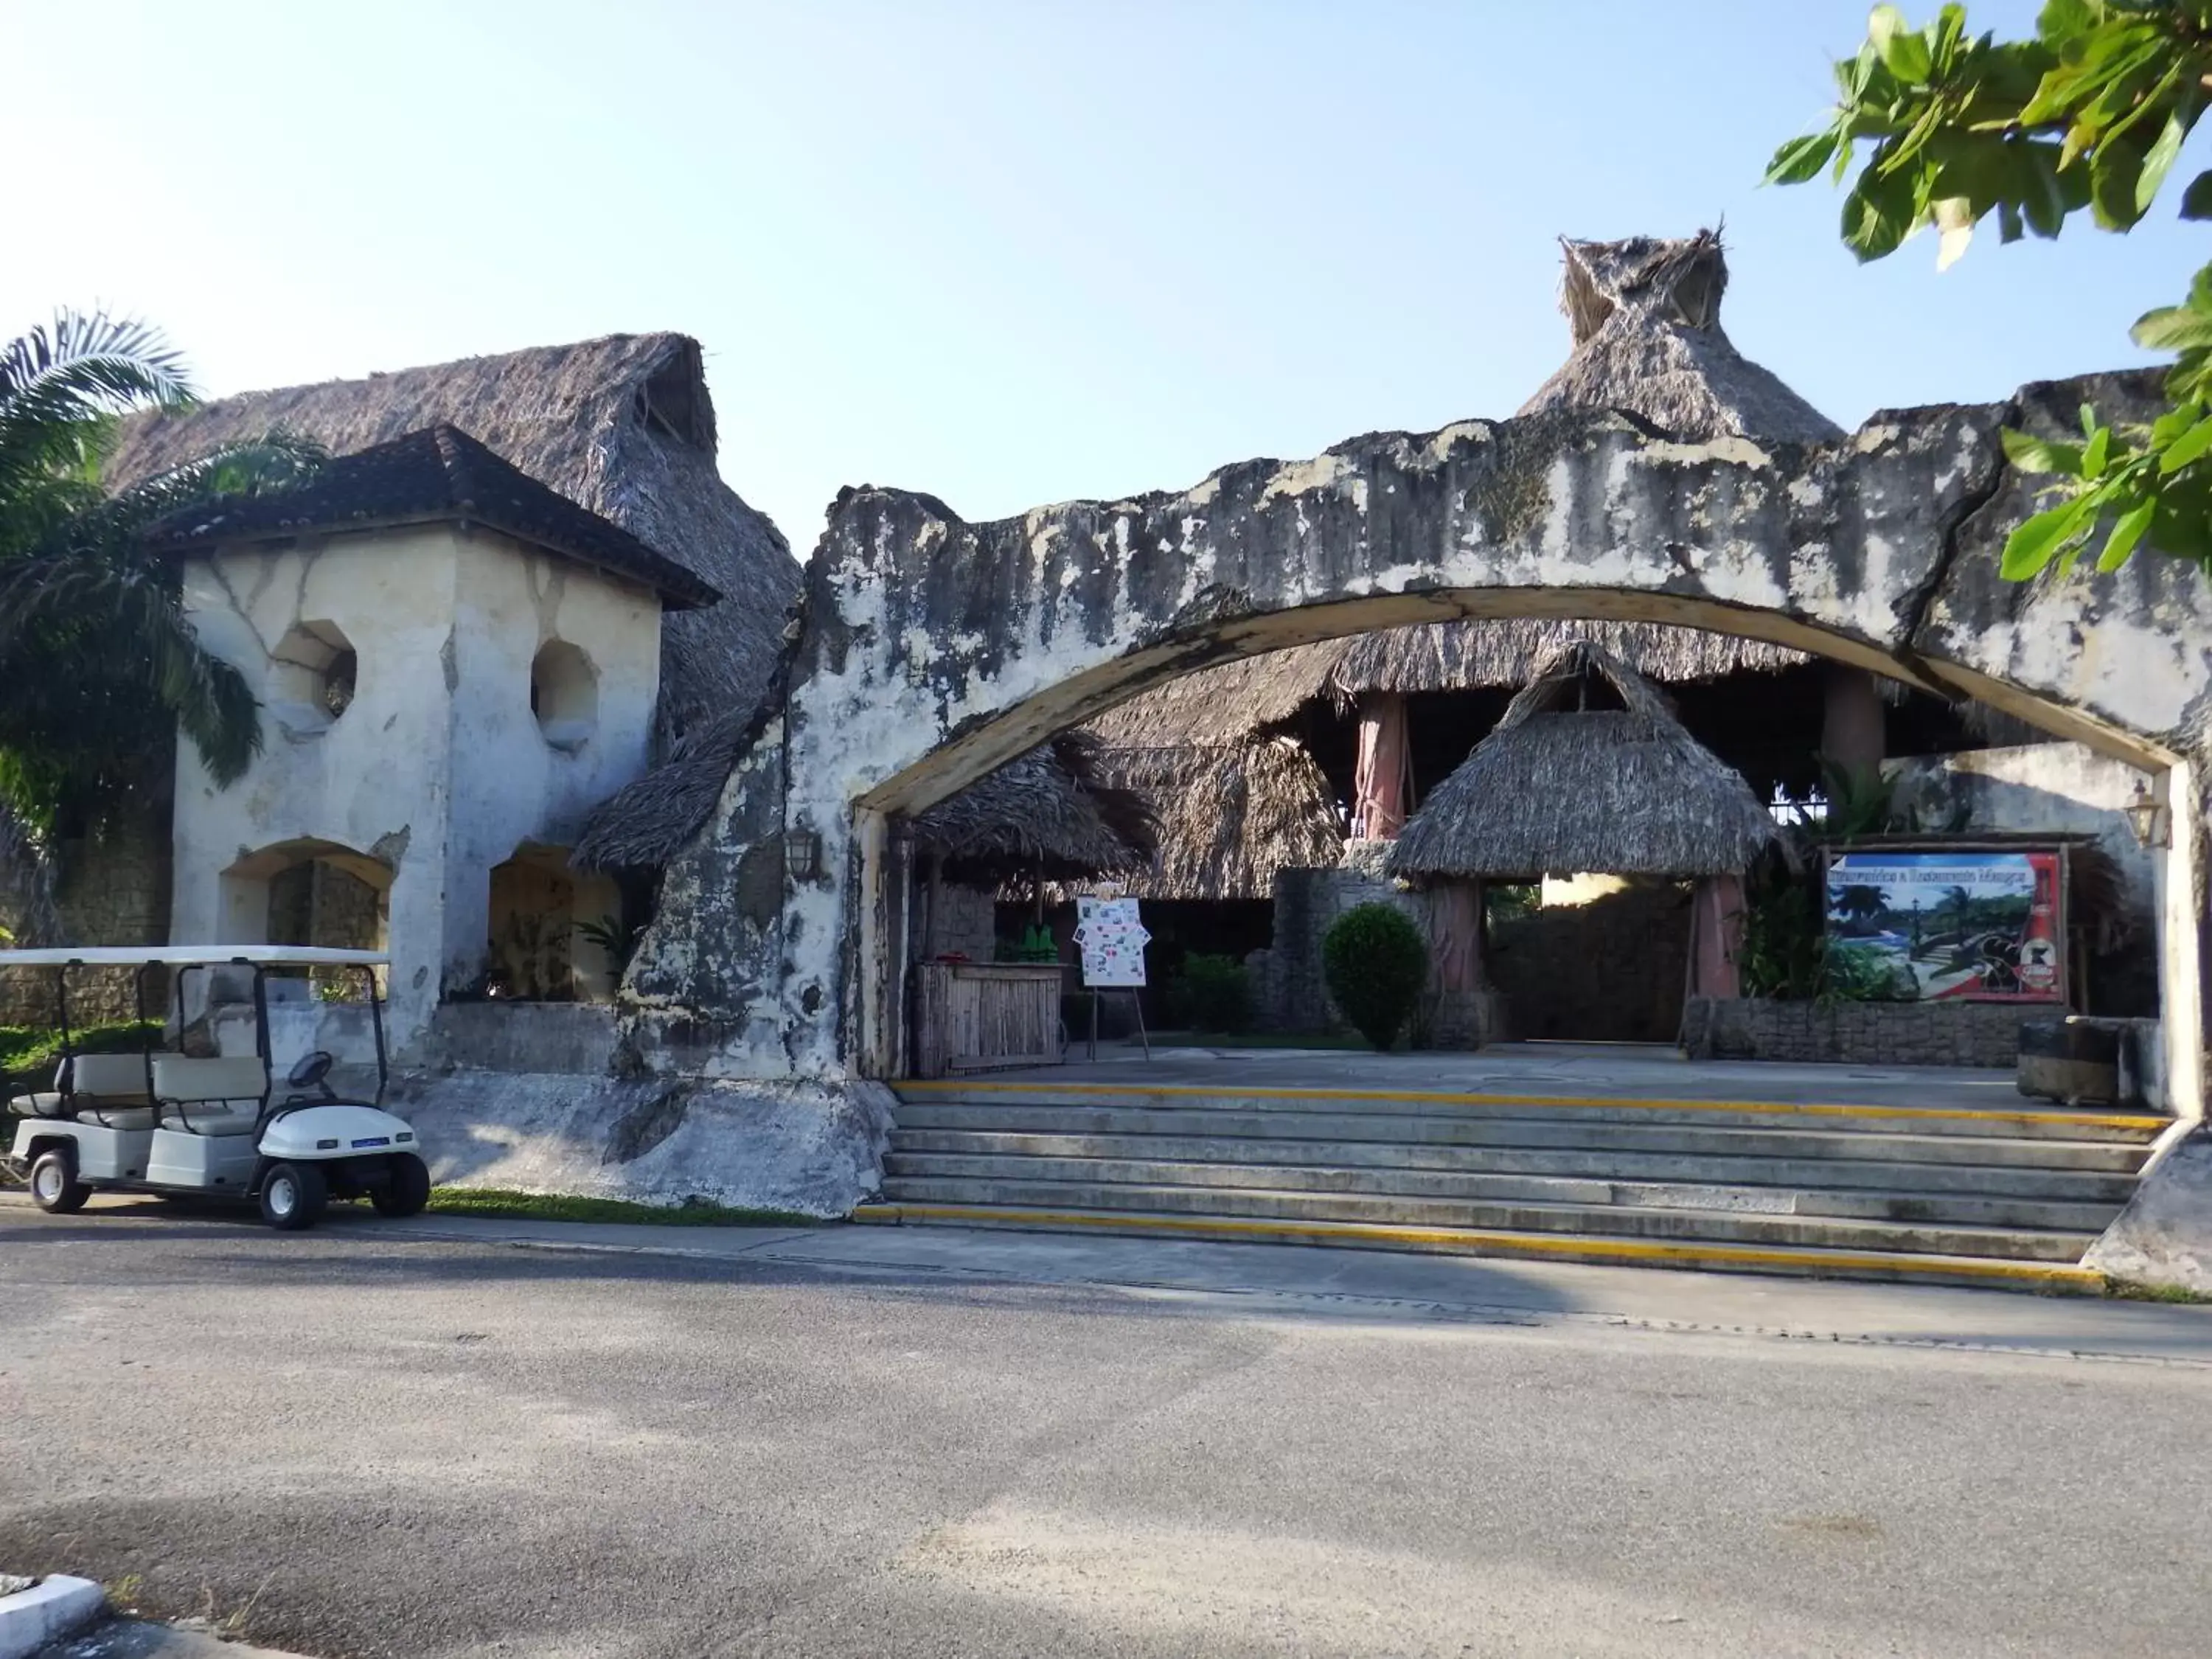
[638,386,2211,1100]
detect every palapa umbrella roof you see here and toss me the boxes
[1386,641,1778,882]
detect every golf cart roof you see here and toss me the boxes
[0,946,389,968]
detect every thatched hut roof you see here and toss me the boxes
[571,699,770,872]
[104,333,798,748]
[1326,616,1805,701]
[911,732,1155,883]
[1388,641,1778,881]
[1517,231,1843,445]
[1089,739,1343,901]
[1086,619,1806,750]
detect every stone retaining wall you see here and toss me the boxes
[1681,997,2028,1068]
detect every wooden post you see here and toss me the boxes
[1354,692,1413,839]
[1820,664,1885,789]
[922,851,944,961]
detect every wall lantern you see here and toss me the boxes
[2124,780,2170,849]
[787,829,822,880]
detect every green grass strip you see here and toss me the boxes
[424,1187,819,1228]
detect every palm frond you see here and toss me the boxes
[0,311,192,412]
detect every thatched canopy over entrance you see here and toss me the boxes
[1085,739,1342,900]
[105,333,798,748]
[1388,642,1778,881]
[1517,230,1842,445]
[910,732,1155,884]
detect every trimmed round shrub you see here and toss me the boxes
[1322,903,1428,1051]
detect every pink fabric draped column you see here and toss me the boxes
[1429,880,1485,992]
[1354,692,1413,839]
[1688,873,1746,999]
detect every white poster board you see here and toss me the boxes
[1074,896,1150,987]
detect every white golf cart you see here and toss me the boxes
[3,946,428,1231]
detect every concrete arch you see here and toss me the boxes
[633,376,2212,1100]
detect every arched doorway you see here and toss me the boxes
[626,380,2209,1112]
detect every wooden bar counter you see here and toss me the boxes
[911,961,1065,1079]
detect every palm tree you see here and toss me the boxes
[1829,883,1886,925]
[0,311,321,842]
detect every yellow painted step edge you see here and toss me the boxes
[851,1202,2101,1287]
[894,1079,2167,1134]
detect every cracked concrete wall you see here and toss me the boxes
[646,373,2212,1096]
[621,709,798,1077]
[173,524,661,1045]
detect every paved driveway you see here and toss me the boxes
[3,1199,2209,1658]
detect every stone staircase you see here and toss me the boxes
[855,1079,2172,1290]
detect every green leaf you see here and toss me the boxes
[2035,0,2095,41]
[2160,413,2212,473]
[2180,170,2212,220]
[2001,496,2093,580]
[2082,424,2111,479]
[2000,426,2084,473]
[1767,130,1840,186]
[1871,4,1935,85]
[2098,498,2157,570]
[2089,137,2148,230]
[2131,304,2212,354]
[1841,160,1921,260]
[1998,198,2026,242]
[2138,107,2194,215]
[2080,401,2098,439]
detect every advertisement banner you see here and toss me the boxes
[1824,850,2065,1004]
[1074,896,1150,987]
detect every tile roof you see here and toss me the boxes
[144,423,722,609]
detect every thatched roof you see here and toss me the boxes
[105,333,797,747]
[911,732,1155,882]
[1326,616,1805,700]
[571,698,770,871]
[1086,619,1807,749]
[1517,231,1843,445]
[1090,739,1343,901]
[1083,648,1340,748]
[1388,641,1778,880]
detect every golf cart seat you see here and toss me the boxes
[7,1053,158,1128]
[151,1055,268,1135]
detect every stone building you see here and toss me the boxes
[0,335,800,1041]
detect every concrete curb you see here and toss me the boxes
[0,1576,105,1659]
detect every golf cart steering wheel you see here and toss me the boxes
[286,1050,335,1099]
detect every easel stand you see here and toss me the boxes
[1085,987,1151,1062]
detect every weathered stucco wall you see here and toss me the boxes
[1888,740,2158,1015]
[173,525,662,1044]
[631,373,2212,1109]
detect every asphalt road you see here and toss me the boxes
[4,1203,2210,1659]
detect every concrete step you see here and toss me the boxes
[873,1173,2101,1262]
[885,1128,2146,1200]
[890,1082,2168,1144]
[880,1151,2129,1234]
[852,1201,2104,1293]
[888,1105,2154,1173]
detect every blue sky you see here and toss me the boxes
[8,1,2205,554]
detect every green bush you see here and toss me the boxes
[1321,904,1427,1051]
[1168,953,1251,1033]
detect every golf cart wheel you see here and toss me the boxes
[259,1161,327,1231]
[372,1152,431,1219]
[29,1147,89,1214]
